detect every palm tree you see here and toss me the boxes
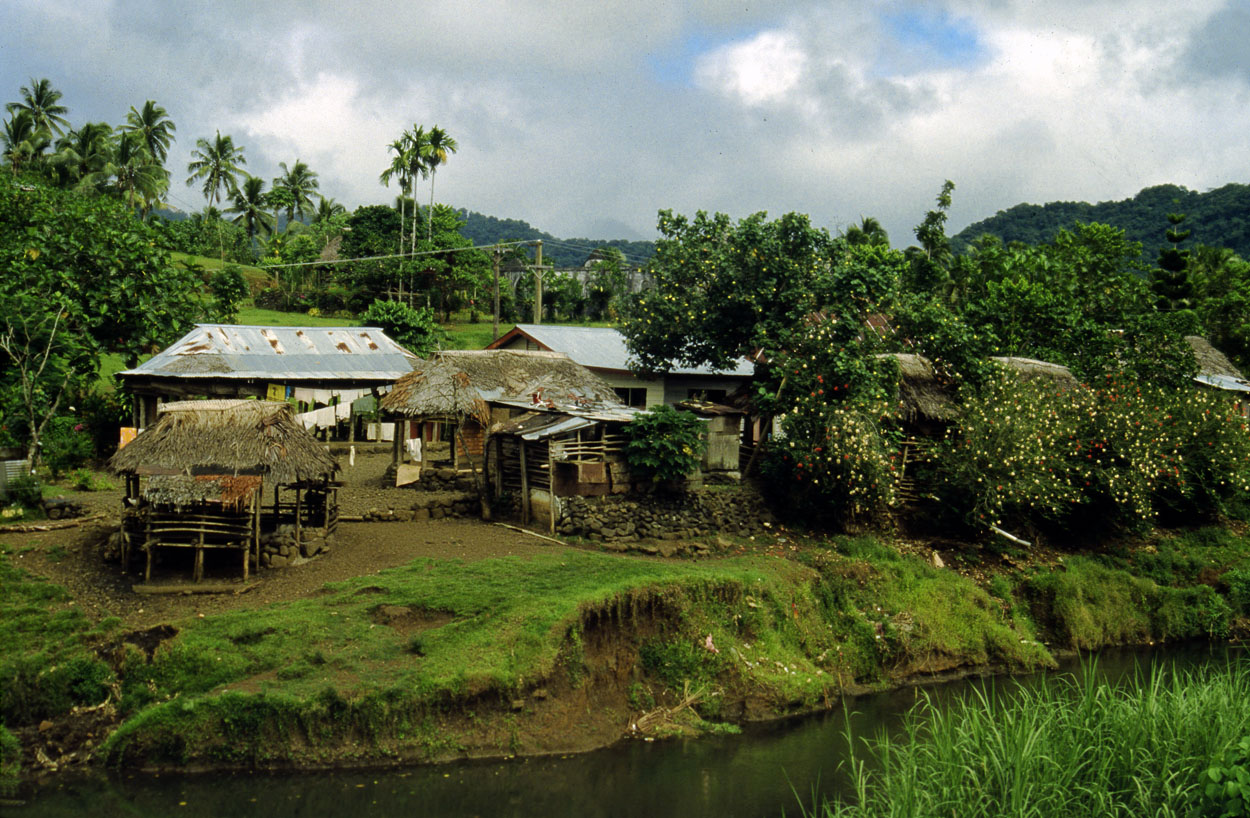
[186,131,246,259]
[421,125,457,241]
[6,78,70,137]
[49,122,113,189]
[1,110,51,175]
[313,196,346,225]
[406,125,430,249]
[380,136,414,252]
[122,100,176,165]
[109,131,168,213]
[844,216,890,248]
[226,174,275,250]
[186,131,246,208]
[272,159,319,227]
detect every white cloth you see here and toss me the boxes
[406,438,422,462]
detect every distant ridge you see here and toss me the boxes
[953,183,1250,259]
[456,209,656,268]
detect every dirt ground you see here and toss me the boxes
[0,449,567,631]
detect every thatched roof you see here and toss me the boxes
[1186,336,1244,379]
[879,353,958,423]
[108,400,338,484]
[990,356,1080,390]
[437,350,621,404]
[379,359,491,423]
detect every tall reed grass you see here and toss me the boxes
[819,658,1250,817]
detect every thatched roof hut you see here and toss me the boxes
[990,356,1080,390]
[437,350,621,404]
[108,400,338,485]
[1186,336,1244,379]
[879,353,957,426]
[379,359,491,422]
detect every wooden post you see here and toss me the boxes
[253,487,261,571]
[392,419,402,466]
[548,444,556,534]
[494,437,504,497]
[294,486,302,548]
[493,249,501,342]
[533,240,543,325]
[194,529,204,582]
[519,441,530,524]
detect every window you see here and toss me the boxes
[614,387,647,408]
[688,389,727,403]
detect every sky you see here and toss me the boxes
[4,0,1250,246]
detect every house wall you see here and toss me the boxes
[662,375,749,406]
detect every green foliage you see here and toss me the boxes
[359,299,446,357]
[0,722,18,781]
[1200,737,1250,818]
[1225,570,1250,616]
[39,415,93,477]
[822,662,1250,818]
[639,638,723,691]
[624,405,706,483]
[4,474,42,508]
[208,264,248,322]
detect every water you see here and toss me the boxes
[12,644,1244,818]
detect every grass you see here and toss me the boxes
[818,659,1250,817]
[170,252,272,292]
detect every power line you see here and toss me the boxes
[259,239,537,271]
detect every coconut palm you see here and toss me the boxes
[122,100,176,165]
[1,110,51,175]
[421,125,457,241]
[313,196,346,225]
[186,131,246,208]
[406,125,430,249]
[6,78,70,137]
[49,121,113,189]
[109,131,168,214]
[226,174,275,249]
[187,131,246,259]
[272,159,319,227]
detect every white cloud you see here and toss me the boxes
[694,31,808,106]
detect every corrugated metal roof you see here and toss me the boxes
[491,324,754,377]
[491,411,600,441]
[1195,374,1250,393]
[119,324,419,382]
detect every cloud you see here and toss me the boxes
[3,0,1250,249]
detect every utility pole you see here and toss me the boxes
[533,240,544,325]
[492,248,501,342]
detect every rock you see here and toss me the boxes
[393,510,413,522]
[431,507,444,520]
[531,688,549,700]
[510,699,525,711]
[932,551,946,569]
[715,536,734,551]
[38,720,53,733]
[269,554,289,568]
[413,508,430,522]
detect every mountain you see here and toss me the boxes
[456,209,655,268]
[953,183,1250,258]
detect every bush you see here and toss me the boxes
[359,299,446,357]
[624,405,706,483]
[4,474,41,509]
[208,265,248,322]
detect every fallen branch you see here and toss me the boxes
[0,512,106,533]
[493,522,564,545]
[133,581,259,596]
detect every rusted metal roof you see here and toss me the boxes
[119,324,419,382]
[487,324,755,377]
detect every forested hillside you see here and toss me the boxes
[954,183,1250,256]
[457,209,655,268]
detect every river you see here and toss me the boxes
[10,643,1245,818]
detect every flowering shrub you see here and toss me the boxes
[624,405,706,483]
[932,371,1250,536]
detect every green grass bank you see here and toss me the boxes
[3,524,1250,775]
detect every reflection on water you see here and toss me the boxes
[16,644,1245,818]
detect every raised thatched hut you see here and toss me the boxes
[108,400,339,583]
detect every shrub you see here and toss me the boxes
[4,474,41,509]
[208,264,249,322]
[623,405,706,483]
[40,416,93,477]
[359,299,446,357]
[1199,736,1250,818]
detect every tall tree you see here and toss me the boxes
[6,78,70,137]
[186,131,246,259]
[313,196,346,225]
[272,159,319,227]
[406,125,429,253]
[122,100,176,165]
[185,131,245,208]
[380,136,415,252]
[1,110,51,175]
[1151,212,1194,311]
[109,130,168,213]
[48,122,113,189]
[421,125,457,241]
[226,174,275,248]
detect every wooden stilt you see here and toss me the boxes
[519,442,530,524]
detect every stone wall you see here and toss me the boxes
[260,524,332,568]
[555,487,775,544]
[359,491,478,522]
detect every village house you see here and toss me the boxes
[486,324,754,408]
[117,324,419,437]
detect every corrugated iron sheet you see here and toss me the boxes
[494,324,755,377]
[1195,374,1250,393]
[119,325,418,381]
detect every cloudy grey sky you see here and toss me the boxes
[4,0,1249,244]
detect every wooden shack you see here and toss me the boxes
[108,400,339,583]
[675,399,744,473]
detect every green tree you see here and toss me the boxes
[1151,212,1194,310]
[272,159,319,227]
[359,299,445,357]
[380,135,418,253]
[623,405,706,484]
[122,99,176,165]
[109,130,168,214]
[48,121,113,190]
[2,109,51,175]
[421,125,457,241]
[186,131,246,259]
[226,174,275,249]
[906,179,956,296]
[6,78,70,137]
[843,216,890,248]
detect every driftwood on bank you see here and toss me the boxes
[0,512,106,533]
